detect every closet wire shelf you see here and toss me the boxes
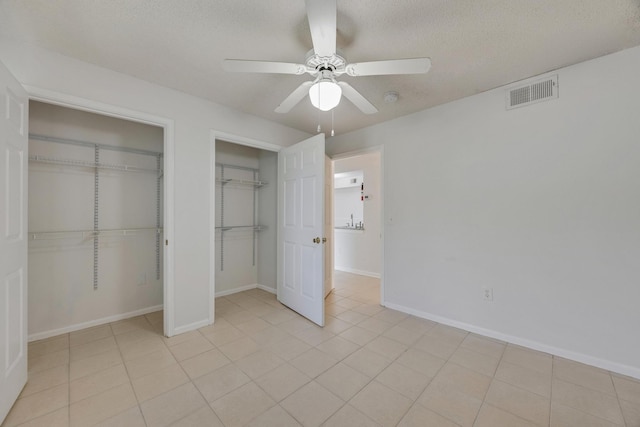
[216,162,265,271]
[215,225,265,232]
[29,133,164,289]
[29,228,164,241]
[29,155,162,175]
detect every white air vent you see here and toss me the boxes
[506,75,558,110]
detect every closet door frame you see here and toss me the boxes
[24,86,176,336]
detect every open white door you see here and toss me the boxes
[0,62,28,423]
[277,134,325,326]
[324,155,333,297]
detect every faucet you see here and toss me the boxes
[350,214,353,227]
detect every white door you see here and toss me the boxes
[277,134,325,326]
[0,61,28,423]
[324,155,333,297]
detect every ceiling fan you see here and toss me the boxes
[223,0,431,115]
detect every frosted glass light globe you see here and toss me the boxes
[309,80,342,111]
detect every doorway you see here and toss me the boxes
[212,139,278,297]
[330,150,383,307]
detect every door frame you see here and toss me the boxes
[23,86,177,336]
[208,130,282,323]
[329,145,385,306]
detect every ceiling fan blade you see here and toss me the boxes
[305,0,337,57]
[338,82,378,114]
[345,58,432,76]
[224,59,307,75]
[275,81,314,113]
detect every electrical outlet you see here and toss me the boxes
[483,287,493,302]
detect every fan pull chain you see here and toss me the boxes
[317,97,321,133]
[331,110,335,136]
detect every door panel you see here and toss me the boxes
[301,176,316,227]
[6,148,23,239]
[324,156,333,297]
[283,242,296,291]
[0,60,28,424]
[277,134,325,326]
[5,270,24,372]
[283,179,296,226]
[300,244,316,298]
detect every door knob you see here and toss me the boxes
[313,237,320,244]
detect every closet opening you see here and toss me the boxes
[213,139,278,298]
[28,101,166,340]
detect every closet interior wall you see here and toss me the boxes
[214,140,276,296]
[28,101,164,339]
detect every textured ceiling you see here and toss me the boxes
[1,1,640,135]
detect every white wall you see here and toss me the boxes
[29,102,163,337]
[333,153,381,277]
[257,150,278,292]
[328,46,640,378]
[0,41,310,334]
[334,185,363,226]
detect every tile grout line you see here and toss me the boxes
[399,327,468,427]
[23,280,637,427]
[110,317,152,427]
[549,354,555,427]
[11,334,71,426]
[140,320,216,425]
[67,332,71,427]
[604,371,627,427]
[551,370,628,426]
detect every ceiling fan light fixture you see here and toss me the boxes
[309,80,342,111]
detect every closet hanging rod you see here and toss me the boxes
[29,227,163,240]
[215,162,259,172]
[29,155,161,174]
[216,178,267,187]
[215,225,265,232]
[30,133,163,157]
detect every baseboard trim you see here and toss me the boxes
[384,301,640,380]
[28,304,164,342]
[215,284,259,297]
[172,318,211,336]
[215,283,277,297]
[257,284,277,294]
[335,267,380,278]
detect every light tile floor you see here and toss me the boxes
[3,271,640,426]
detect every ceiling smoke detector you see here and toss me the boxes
[384,91,399,103]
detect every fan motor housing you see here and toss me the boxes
[305,49,346,74]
